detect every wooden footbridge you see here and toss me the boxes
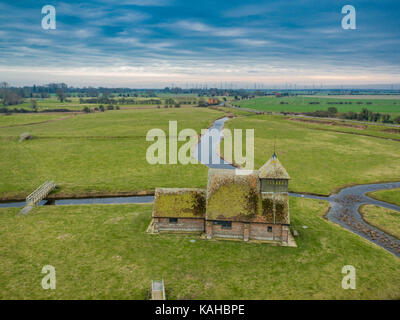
[19,181,56,215]
[26,181,56,205]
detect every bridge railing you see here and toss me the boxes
[26,181,56,205]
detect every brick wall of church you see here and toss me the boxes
[205,220,289,244]
[208,221,244,239]
[154,217,204,232]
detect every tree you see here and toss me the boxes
[0,81,8,96]
[382,114,392,123]
[394,116,400,124]
[40,92,50,98]
[83,106,90,113]
[165,98,175,105]
[0,82,8,105]
[56,88,65,102]
[99,105,105,112]
[198,98,207,107]
[327,107,338,114]
[1,82,24,106]
[31,99,38,112]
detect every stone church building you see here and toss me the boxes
[151,153,292,245]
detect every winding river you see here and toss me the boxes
[1,116,399,256]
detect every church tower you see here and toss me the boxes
[258,153,290,193]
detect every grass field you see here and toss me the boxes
[360,205,400,240]
[279,116,400,140]
[1,104,400,300]
[234,96,400,116]
[0,108,222,199]
[368,188,400,206]
[211,106,255,117]
[1,109,400,199]
[221,114,400,195]
[1,198,399,300]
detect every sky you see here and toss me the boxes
[0,0,399,88]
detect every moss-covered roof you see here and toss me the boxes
[258,153,290,180]
[153,161,290,225]
[153,188,206,218]
[206,169,260,221]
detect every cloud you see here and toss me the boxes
[0,0,399,86]
[172,20,247,37]
[109,37,175,50]
[232,39,272,47]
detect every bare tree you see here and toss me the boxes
[56,88,65,102]
[1,82,24,106]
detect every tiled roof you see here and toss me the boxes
[258,153,290,179]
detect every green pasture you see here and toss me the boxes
[221,114,400,195]
[1,108,400,199]
[0,108,222,199]
[0,113,70,127]
[278,116,400,140]
[234,96,400,116]
[1,198,399,299]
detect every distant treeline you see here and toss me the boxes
[0,81,261,102]
[0,107,74,114]
[305,107,400,124]
[79,97,202,106]
[79,97,163,105]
